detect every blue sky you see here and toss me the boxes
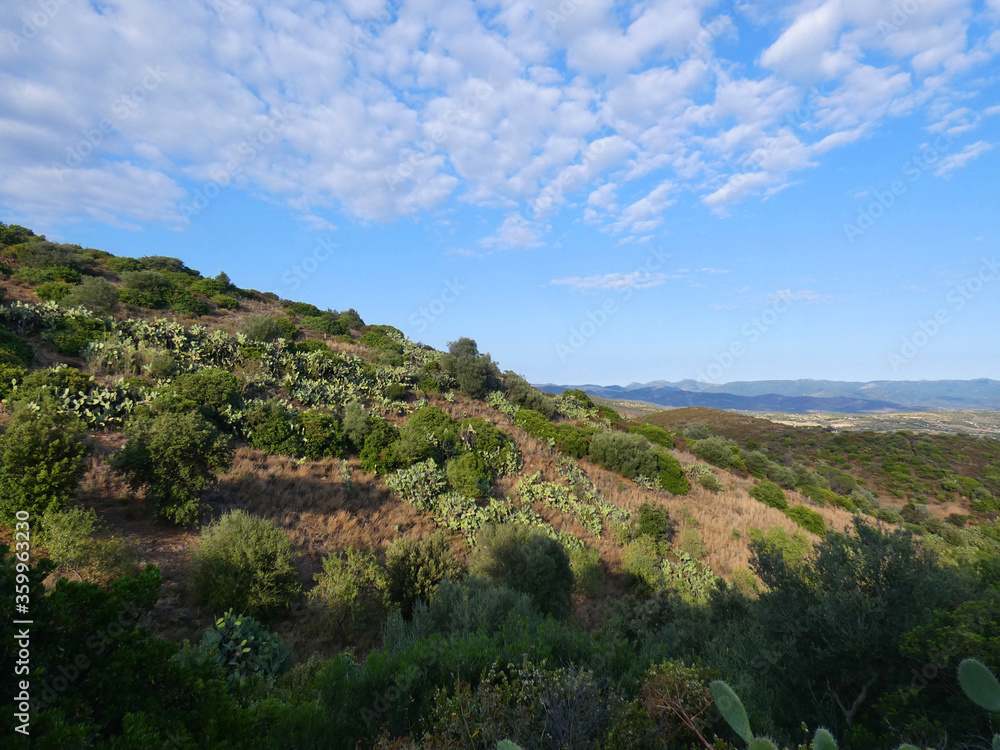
[1,0,999,385]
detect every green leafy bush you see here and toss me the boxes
[656,451,690,494]
[240,314,298,342]
[359,418,402,474]
[588,431,658,480]
[503,371,557,417]
[172,367,242,413]
[679,527,706,559]
[785,505,827,535]
[446,452,492,497]
[43,314,109,356]
[119,270,175,308]
[0,362,25,399]
[302,314,348,336]
[385,383,407,401]
[360,325,404,355]
[38,507,134,586]
[104,256,145,274]
[35,280,73,302]
[385,532,465,618]
[750,480,788,510]
[211,294,238,309]
[568,544,603,596]
[460,417,519,473]
[298,410,348,460]
[554,423,592,458]
[190,509,300,619]
[514,408,558,442]
[170,292,210,317]
[244,400,303,456]
[469,523,574,619]
[629,422,674,449]
[441,337,502,398]
[113,410,234,524]
[0,329,33,366]
[190,609,292,683]
[0,402,87,524]
[16,264,82,284]
[308,548,389,632]
[61,275,119,315]
[636,502,676,546]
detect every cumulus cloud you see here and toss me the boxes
[934,140,994,176]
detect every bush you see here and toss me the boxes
[16,264,82,284]
[878,505,904,524]
[504,370,557,417]
[555,424,591,458]
[35,280,73,302]
[514,408,558,442]
[240,315,297,342]
[43,315,109,356]
[683,424,711,440]
[636,502,676,546]
[359,325,404,355]
[785,505,827,535]
[190,609,292,683]
[629,422,674,449]
[460,417,519,472]
[656,451,690,494]
[113,410,234,524]
[385,383,407,401]
[0,401,87,524]
[698,474,724,493]
[38,506,134,585]
[190,509,300,619]
[0,329,33,366]
[359,418,402,474]
[568,545,604,596]
[244,400,303,456]
[385,532,465,618]
[170,293,210,317]
[0,362,25,399]
[119,270,175,308]
[301,314,348,336]
[441,337,502,398]
[469,523,573,619]
[298,410,348,460]
[679,527,706,558]
[61,275,119,315]
[105,256,144,274]
[211,294,238,310]
[750,480,788,510]
[690,437,738,469]
[9,365,94,404]
[588,431,658,480]
[286,301,322,317]
[308,548,389,632]
[622,535,664,595]
[341,400,372,450]
[172,368,242,413]
[445,452,492,497]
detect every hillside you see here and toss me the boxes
[541,377,1000,412]
[2,220,999,749]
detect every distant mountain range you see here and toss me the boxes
[536,378,1000,414]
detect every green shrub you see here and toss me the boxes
[170,293,210,317]
[190,509,300,619]
[469,523,574,619]
[691,437,738,469]
[588,431,658,480]
[445,452,492,497]
[9,365,94,404]
[16,264,82,284]
[172,368,242,413]
[190,609,292,683]
[878,505,904,524]
[385,383,407,401]
[38,506,134,585]
[244,400,303,456]
[679,527,706,559]
[341,400,373,450]
[298,410,348,460]
[514,408,557,442]
[629,422,674,449]
[35,279,73,302]
[240,315,297,342]
[459,417,519,473]
[286,301,322,317]
[359,418,402,474]
[504,370,557,417]
[554,423,591,458]
[359,325,404,355]
[60,275,119,315]
[622,534,664,595]
[0,329,32,366]
[698,474,724,493]
[0,402,87,524]
[105,256,144,274]
[785,505,827,535]
[119,270,175,308]
[301,314,348,336]
[441,337,502,398]
[683,424,711,440]
[211,294,238,310]
[596,403,621,421]
[657,451,690,494]
[568,544,603,596]
[189,273,235,298]
[750,480,788,510]
[338,307,365,329]
[0,362,25,399]
[385,532,466,618]
[113,410,234,524]
[43,315,109,356]
[636,502,676,546]
[308,548,389,631]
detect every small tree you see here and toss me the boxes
[0,401,88,524]
[190,510,300,619]
[113,410,233,524]
[62,276,120,315]
[441,338,502,398]
[470,523,574,619]
[308,548,389,634]
[385,532,465,618]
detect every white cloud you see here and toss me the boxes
[479,213,546,250]
[551,271,676,292]
[767,289,831,304]
[934,140,994,176]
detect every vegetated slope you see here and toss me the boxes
[2,221,1000,749]
[539,383,913,413]
[647,406,1000,516]
[541,377,1000,411]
